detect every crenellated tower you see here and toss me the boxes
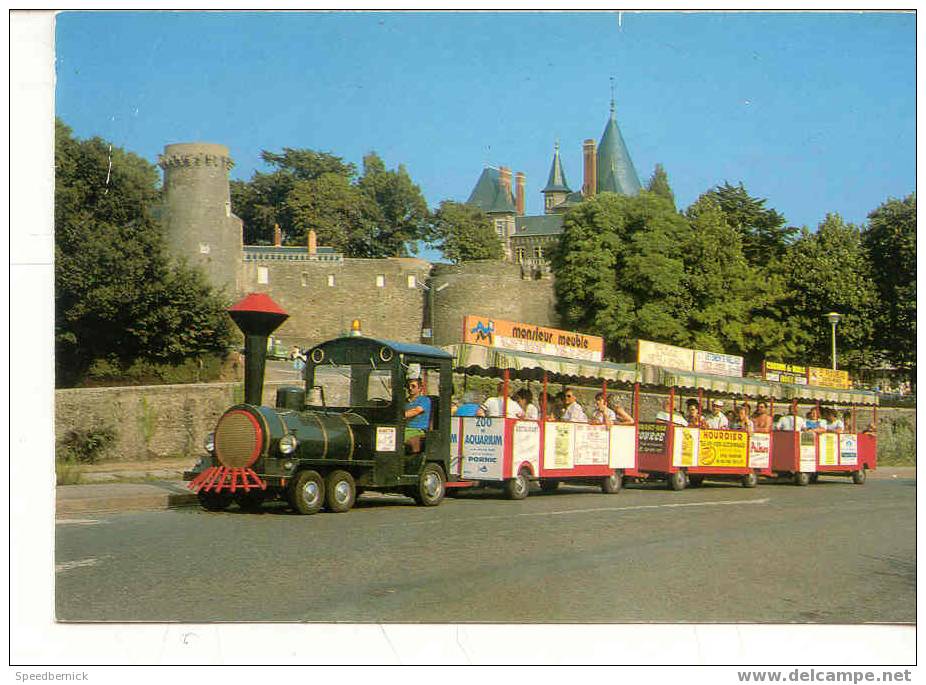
[158,142,243,297]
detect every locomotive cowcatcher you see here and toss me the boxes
[184,293,453,514]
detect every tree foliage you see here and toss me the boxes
[230,147,430,257]
[646,163,676,209]
[699,182,797,266]
[427,201,503,263]
[55,119,232,386]
[779,214,878,369]
[862,193,916,375]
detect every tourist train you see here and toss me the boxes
[184,295,879,513]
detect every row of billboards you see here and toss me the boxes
[460,315,851,389]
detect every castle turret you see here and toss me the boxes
[158,142,243,297]
[542,141,571,213]
[596,98,641,196]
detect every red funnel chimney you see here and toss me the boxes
[227,293,289,405]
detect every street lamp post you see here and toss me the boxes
[827,312,841,370]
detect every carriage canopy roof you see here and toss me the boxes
[443,343,878,406]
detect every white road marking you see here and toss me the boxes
[56,518,102,526]
[55,558,100,572]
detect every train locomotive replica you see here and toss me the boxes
[185,293,452,514]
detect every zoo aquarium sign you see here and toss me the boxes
[463,315,604,362]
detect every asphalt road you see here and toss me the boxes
[55,474,915,623]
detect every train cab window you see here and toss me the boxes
[420,367,442,429]
[308,364,394,409]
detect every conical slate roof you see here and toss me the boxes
[466,167,516,214]
[597,102,641,196]
[542,143,571,193]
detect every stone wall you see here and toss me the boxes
[430,261,560,346]
[239,256,431,349]
[55,380,295,462]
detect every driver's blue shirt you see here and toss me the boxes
[406,395,431,431]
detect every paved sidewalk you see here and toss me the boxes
[55,465,915,517]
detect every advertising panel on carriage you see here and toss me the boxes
[748,432,771,469]
[694,350,744,377]
[543,422,575,470]
[698,429,749,468]
[637,340,694,371]
[638,422,668,454]
[459,417,505,480]
[672,426,701,467]
[574,424,610,466]
[839,434,859,466]
[512,420,541,476]
[799,431,818,472]
[819,433,839,466]
[764,361,809,385]
[808,366,851,389]
[463,315,604,362]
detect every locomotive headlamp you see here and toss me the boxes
[203,432,216,454]
[350,319,363,336]
[279,434,298,455]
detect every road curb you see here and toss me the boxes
[56,482,199,516]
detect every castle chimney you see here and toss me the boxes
[583,139,597,198]
[307,229,317,255]
[515,172,525,215]
[273,223,282,247]
[498,166,512,199]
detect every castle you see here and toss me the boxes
[156,102,640,350]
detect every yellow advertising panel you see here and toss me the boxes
[808,366,851,389]
[638,339,695,371]
[698,429,748,468]
[764,360,808,385]
[463,315,603,362]
[818,433,839,466]
[673,427,700,467]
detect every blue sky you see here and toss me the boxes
[55,11,915,260]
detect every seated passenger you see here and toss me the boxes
[752,401,773,433]
[560,387,588,423]
[775,403,806,432]
[805,406,828,433]
[730,405,754,434]
[607,394,636,425]
[453,390,484,417]
[684,399,707,428]
[823,407,844,433]
[656,397,688,426]
[513,388,540,420]
[403,377,431,447]
[591,392,617,426]
[480,381,522,418]
[703,400,730,429]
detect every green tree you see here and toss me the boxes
[427,201,503,263]
[681,197,802,367]
[55,119,231,386]
[780,214,878,369]
[286,172,380,255]
[550,191,691,359]
[646,163,676,209]
[357,152,431,257]
[862,193,916,381]
[699,182,796,265]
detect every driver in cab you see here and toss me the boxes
[404,377,431,446]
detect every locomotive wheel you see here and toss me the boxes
[412,463,445,507]
[234,490,266,512]
[198,490,233,511]
[793,471,811,487]
[325,470,356,513]
[688,475,704,488]
[540,479,559,494]
[741,471,759,489]
[600,470,622,494]
[505,468,531,500]
[851,469,867,485]
[289,469,325,514]
[668,470,687,491]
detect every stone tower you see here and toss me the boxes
[158,142,243,297]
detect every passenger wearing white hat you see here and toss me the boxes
[704,399,730,429]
